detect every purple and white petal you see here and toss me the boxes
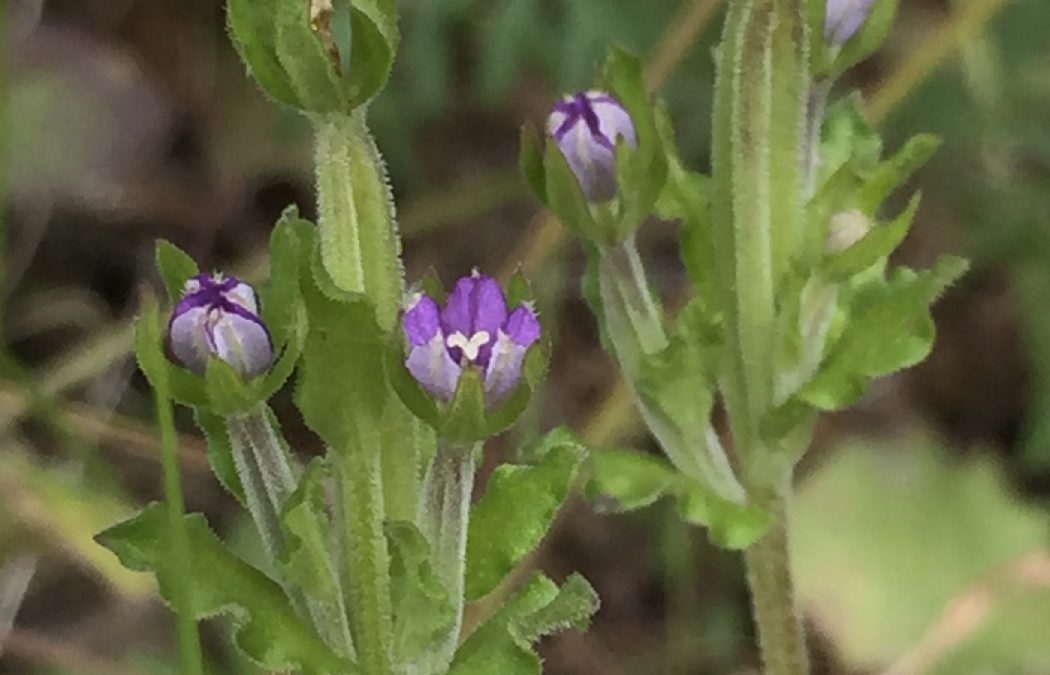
[405,338,462,401]
[209,309,274,378]
[547,91,637,202]
[483,332,530,403]
[403,293,442,346]
[825,0,876,45]
[167,305,210,374]
[504,304,542,347]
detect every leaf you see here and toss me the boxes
[155,240,198,303]
[272,0,344,113]
[261,207,312,347]
[386,520,455,663]
[543,140,602,243]
[135,296,207,408]
[830,0,898,77]
[448,573,598,675]
[96,504,351,674]
[194,409,247,504]
[799,256,969,410]
[464,431,586,601]
[226,0,301,107]
[278,459,338,598]
[586,447,770,549]
[854,134,941,216]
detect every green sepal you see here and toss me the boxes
[477,342,549,439]
[134,294,207,408]
[449,573,598,675]
[464,428,586,601]
[96,504,353,674]
[505,270,535,309]
[155,240,198,303]
[799,256,968,410]
[823,192,920,282]
[519,124,547,204]
[385,335,442,428]
[806,0,831,74]
[440,367,488,442]
[585,447,771,549]
[827,0,898,78]
[194,409,247,504]
[386,520,456,664]
[543,139,603,243]
[601,45,667,240]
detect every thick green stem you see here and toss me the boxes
[415,440,478,674]
[334,432,394,675]
[743,479,810,675]
[314,109,423,523]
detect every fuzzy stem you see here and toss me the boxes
[414,440,478,674]
[744,479,810,675]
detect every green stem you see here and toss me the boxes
[334,431,394,675]
[743,478,810,675]
[154,374,204,675]
[415,440,478,673]
[226,406,355,658]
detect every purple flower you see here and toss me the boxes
[166,273,274,377]
[547,90,637,202]
[825,0,876,45]
[403,272,541,404]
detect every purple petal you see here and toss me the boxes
[403,294,442,346]
[167,305,210,374]
[440,273,507,366]
[210,309,275,377]
[547,91,636,202]
[505,305,541,347]
[825,0,876,44]
[483,334,529,403]
[405,337,462,401]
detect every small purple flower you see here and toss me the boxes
[825,0,876,45]
[403,272,541,404]
[547,90,637,202]
[166,273,274,377]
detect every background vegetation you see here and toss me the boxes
[2,0,1049,673]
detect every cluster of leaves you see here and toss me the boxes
[97,210,598,674]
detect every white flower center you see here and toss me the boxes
[446,330,490,363]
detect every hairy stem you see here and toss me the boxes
[743,479,810,675]
[414,440,478,673]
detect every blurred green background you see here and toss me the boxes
[2,0,1049,673]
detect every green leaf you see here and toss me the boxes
[449,573,598,675]
[464,431,586,601]
[155,240,198,303]
[585,447,770,549]
[341,4,397,107]
[296,280,388,450]
[854,134,941,216]
[194,409,246,504]
[261,207,312,347]
[226,0,301,107]
[278,459,337,598]
[386,520,455,664]
[96,504,351,674]
[799,256,969,410]
[518,124,547,204]
[273,0,344,113]
[823,193,920,282]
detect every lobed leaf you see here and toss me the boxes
[386,520,455,664]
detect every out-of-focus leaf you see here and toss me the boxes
[96,504,351,674]
[796,437,1050,673]
[386,520,455,664]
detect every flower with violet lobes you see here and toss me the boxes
[824,0,877,45]
[547,90,637,203]
[167,273,274,377]
[403,272,541,406]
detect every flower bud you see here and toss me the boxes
[403,272,541,406]
[824,0,877,45]
[825,209,873,255]
[167,273,274,377]
[547,90,637,202]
